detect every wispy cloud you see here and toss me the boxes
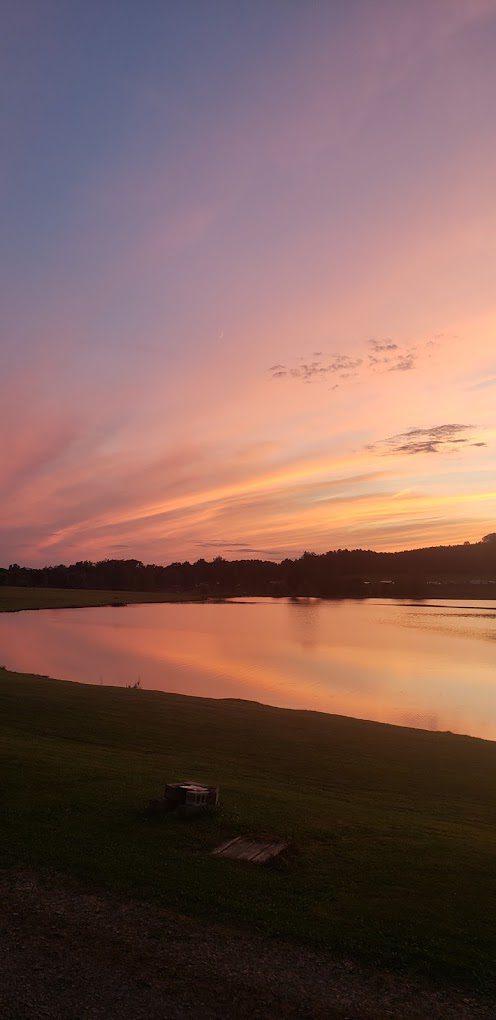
[196,541,281,556]
[369,423,485,456]
[269,354,362,383]
[269,335,442,386]
[368,340,398,353]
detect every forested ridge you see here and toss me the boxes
[2,535,496,598]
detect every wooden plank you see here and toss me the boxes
[250,842,288,863]
[211,836,242,857]
[212,836,289,863]
[224,839,253,860]
[234,841,262,861]
[213,837,258,859]
[213,836,254,860]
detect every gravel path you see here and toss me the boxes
[0,868,492,1020]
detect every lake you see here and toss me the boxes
[1,597,496,739]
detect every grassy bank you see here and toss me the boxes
[2,585,496,615]
[1,667,495,993]
[0,585,201,612]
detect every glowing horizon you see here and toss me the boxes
[2,1,496,566]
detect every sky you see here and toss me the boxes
[1,0,496,566]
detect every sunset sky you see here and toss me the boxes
[2,0,496,566]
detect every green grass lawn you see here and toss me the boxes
[0,585,200,612]
[1,666,495,993]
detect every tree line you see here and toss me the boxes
[2,534,496,599]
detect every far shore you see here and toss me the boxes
[2,583,496,614]
[0,585,205,613]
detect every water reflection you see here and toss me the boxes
[0,598,495,740]
[287,598,321,650]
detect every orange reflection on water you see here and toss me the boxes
[1,598,496,739]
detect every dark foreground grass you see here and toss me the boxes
[1,667,495,994]
[0,585,200,612]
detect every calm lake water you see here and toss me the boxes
[1,598,496,740]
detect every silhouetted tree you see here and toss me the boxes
[2,538,496,598]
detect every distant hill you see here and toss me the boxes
[2,536,496,599]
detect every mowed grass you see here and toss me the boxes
[0,585,199,612]
[1,668,495,992]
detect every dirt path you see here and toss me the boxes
[0,869,492,1020]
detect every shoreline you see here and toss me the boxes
[2,667,496,995]
[2,584,496,614]
[0,585,205,614]
[2,591,495,744]
[1,663,493,746]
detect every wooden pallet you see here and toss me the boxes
[212,836,289,863]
